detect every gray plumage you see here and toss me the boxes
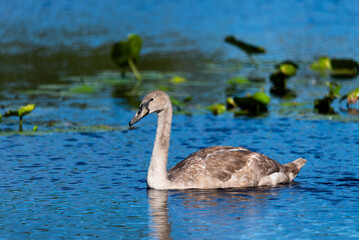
[130,90,307,190]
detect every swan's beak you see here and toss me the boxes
[129,106,149,127]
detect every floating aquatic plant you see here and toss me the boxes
[225,36,266,65]
[227,76,251,86]
[226,97,237,110]
[311,57,359,79]
[111,34,143,86]
[233,92,270,115]
[310,57,331,71]
[275,61,299,77]
[169,76,187,84]
[3,104,36,131]
[69,85,97,94]
[314,82,341,114]
[170,95,192,112]
[225,76,252,96]
[210,91,270,116]
[270,61,298,98]
[340,87,359,107]
[208,103,226,115]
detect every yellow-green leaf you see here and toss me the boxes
[127,34,142,61]
[170,76,187,84]
[279,64,297,76]
[18,104,36,117]
[227,76,250,85]
[311,57,332,71]
[208,104,226,115]
[70,85,96,94]
[251,92,271,105]
[346,87,359,104]
[226,97,237,109]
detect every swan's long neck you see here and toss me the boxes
[147,106,172,189]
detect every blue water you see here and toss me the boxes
[1,115,359,239]
[1,0,359,60]
[1,0,359,239]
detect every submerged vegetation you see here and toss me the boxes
[1,33,359,135]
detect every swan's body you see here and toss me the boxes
[129,90,307,190]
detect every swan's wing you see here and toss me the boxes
[168,146,280,182]
[203,148,251,181]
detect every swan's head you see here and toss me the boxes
[129,90,171,127]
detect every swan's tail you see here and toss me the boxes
[283,158,307,181]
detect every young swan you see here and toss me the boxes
[129,90,307,190]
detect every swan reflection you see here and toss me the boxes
[148,186,293,239]
[148,189,171,240]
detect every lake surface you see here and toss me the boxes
[1,0,359,239]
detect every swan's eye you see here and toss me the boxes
[150,98,154,102]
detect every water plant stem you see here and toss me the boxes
[248,54,259,66]
[128,58,142,84]
[128,58,142,93]
[19,116,23,132]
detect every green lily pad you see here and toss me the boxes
[233,92,270,114]
[2,104,36,132]
[233,97,268,114]
[311,57,331,71]
[111,34,142,68]
[311,57,359,79]
[18,104,36,117]
[69,85,97,94]
[228,76,250,85]
[251,92,271,105]
[208,104,226,115]
[276,61,298,77]
[169,76,187,84]
[111,34,143,81]
[127,34,142,61]
[4,104,36,118]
